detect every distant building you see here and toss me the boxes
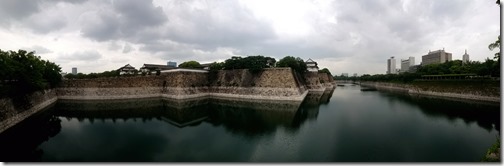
[387,56,397,74]
[421,49,452,66]
[305,58,319,72]
[353,73,358,77]
[400,57,415,73]
[342,73,349,77]
[167,61,177,67]
[72,67,77,75]
[118,64,137,75]
[462,49,470,64]
[140,64,176,73]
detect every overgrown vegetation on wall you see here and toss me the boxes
[64,70,120,79]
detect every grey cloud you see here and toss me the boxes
[0,0,87,27]
[122,43,134,53]
[22,45,53,54]
[80,0,167,42]
[0,0,40,22]
[59,50,102,61]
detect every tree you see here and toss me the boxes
[178,60,202,69]
[222,55,276,73]
[209,62,225,71]
[319,68,332,76]
[276,56,307,74]
[0,49,62,97]
[488,35,500,61]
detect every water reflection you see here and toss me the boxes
[375,89,500,132]
[0,106,61,162]
[292,90,335,127]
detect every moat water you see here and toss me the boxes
[0,84,500,162]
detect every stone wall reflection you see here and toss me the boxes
[379,92,500,132]
[53,97,312,134]
[0,107,61,162]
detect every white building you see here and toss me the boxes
[305,58,319,72]
[387,56,397,74]
[118,64,137,75]
[421,49,452,66]
[400,57,415,73]
[462,49,470,64]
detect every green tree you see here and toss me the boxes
[319,68,332,76]
[222,55,276,73]
[276,56,307,74]
[178,60,202,68]
[209,62,225,71]
[488,35,500,61]
[0,49,62,97]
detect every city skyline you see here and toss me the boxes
[0,0,499,75]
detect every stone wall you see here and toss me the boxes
[58,68,310,101]
[0,89,57,133]
[360,81,500,102]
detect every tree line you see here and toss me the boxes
[358,58,500,83]
[0,49,62,97]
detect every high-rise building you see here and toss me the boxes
[72,67,77,75]
[387,56,396,74]
[462,49,470,64]
[421,49,452,66]
[400,57,415,73]
[167,61,177,67]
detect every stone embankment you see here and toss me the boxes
[0,90,57,133]
[57,68,323,101]
[0,68,335,133]
[360,81,500,102]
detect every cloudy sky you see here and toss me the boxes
[0,0,500,75]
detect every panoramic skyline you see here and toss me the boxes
[0,0,500,75]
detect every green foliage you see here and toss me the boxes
[223,55,275,73]
[417,59,499,77]
[64,70,120,79]
[178,60,202,68]
[276,56,307,74]
[0,49,62,97]
[209,62,224,71]
[359,72,421,83]
[318,68,332,76]
[482,136,500,162]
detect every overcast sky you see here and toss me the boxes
[0,0,500,75]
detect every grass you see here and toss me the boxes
[482,136,500,162]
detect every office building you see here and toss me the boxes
[72,67,77,75]
[421,49,452,66]
[387,56,397,74]
[462,50,470,64]
[400,57,415,73]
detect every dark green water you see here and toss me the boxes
[0,84,500,162]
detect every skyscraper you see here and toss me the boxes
[387,56,396,74]
[72,67,77,75]
[462,49,470,64]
